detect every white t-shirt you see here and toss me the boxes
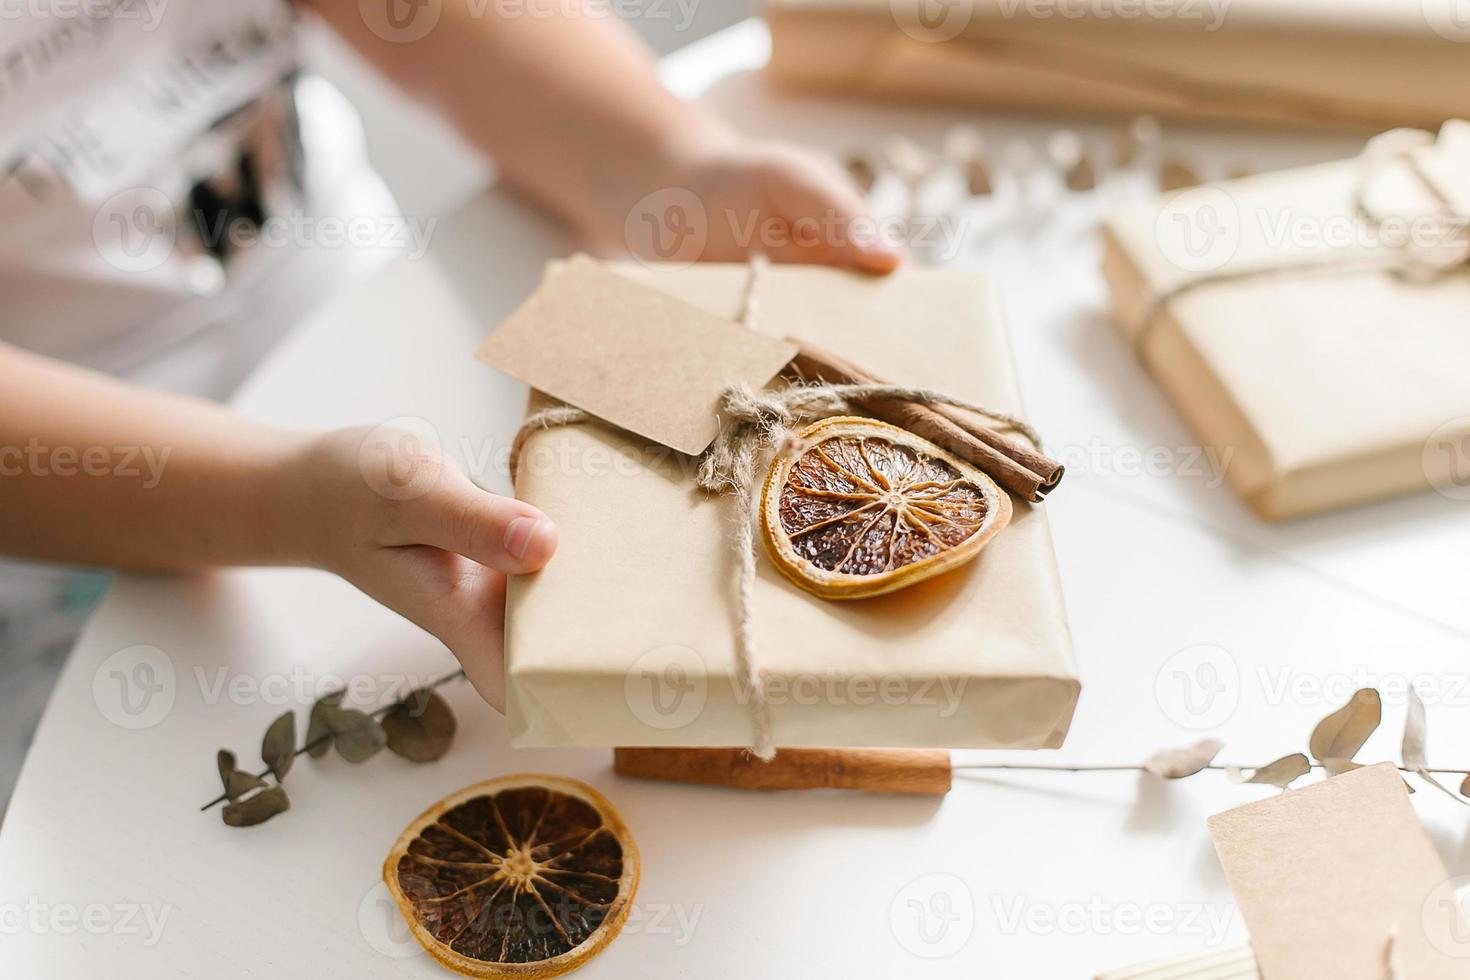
[0,0,400,395]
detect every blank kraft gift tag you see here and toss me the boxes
[477,254,797,456]
[1208,763,1470,980]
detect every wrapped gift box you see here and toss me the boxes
[500,262,1079,750]
[766,0,1470,130]
[1101,125,1470,519]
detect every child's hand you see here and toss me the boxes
[615,139,903,274]
[275,427,556,711]
[306,0,894,273]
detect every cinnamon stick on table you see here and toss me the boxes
[614,747,952,796]
[788,340,1064,502]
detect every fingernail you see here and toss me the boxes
[503,516,543,561]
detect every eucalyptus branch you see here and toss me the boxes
[201,668,466,813]
[955,688,1468,800]
[952,762,1470,775]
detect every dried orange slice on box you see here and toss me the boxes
[384,774,639,978]
[761,416,1012,600]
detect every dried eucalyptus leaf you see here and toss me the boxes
[217,749,236,792]
[965,159,993,197]
[844,155,878,194]
[222,785,290,828]
[326,706,387,764]
[216,749,267,801]
[1414,770,1466,804]
[1066,156,1097,193]
[1227,752,1311,789]
[306,691,344,759]
[1309,688,1381,764]
[382,689,456,763]
[1402,686,1429,771]
[1142,738,1223,779]
[261,711,296,780]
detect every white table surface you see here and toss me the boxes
[5,20,1470,980]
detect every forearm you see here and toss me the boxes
[303,0,729,234]
[0,345,301,570]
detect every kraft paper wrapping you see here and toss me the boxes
[1100,129,1470,519]
[766,0,1470,130]
[504,263,1079,750]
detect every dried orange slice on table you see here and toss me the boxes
[761,416,1012,600]
[384,774,639,978]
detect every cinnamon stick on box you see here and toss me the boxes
[789,340,1064,502]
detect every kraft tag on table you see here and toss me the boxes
[1208,763,1468,979]
[476,253,797,457]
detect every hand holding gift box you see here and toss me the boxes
[478,258,1079,754]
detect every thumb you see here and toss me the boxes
[395,467,558,575]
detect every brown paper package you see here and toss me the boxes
[766,0,1470,130]
[1100,136,1470,520]
[505,263,1079,750]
